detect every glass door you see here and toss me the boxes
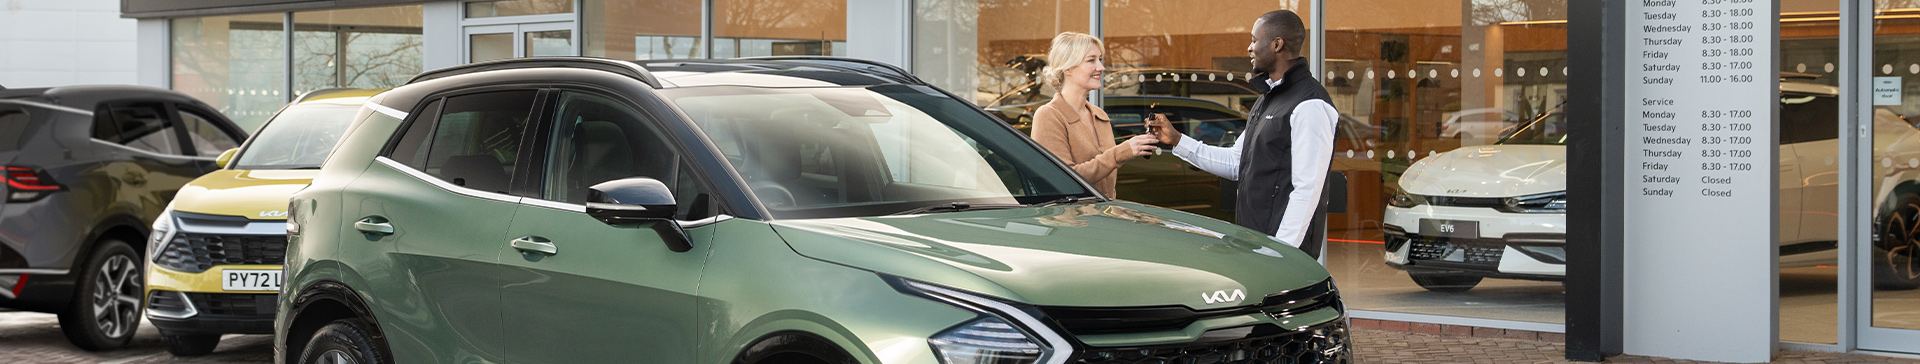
[1860,3,1920,353]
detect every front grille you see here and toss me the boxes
[154,232,288,273]
[1042,279,1342,336]
[1423,195,1504,208]
[1408,239,1503,266]
[1076,321,1350,364]
[184,292,277,317]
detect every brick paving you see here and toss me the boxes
[3,310,1918,363]
[1353,329,1920,363]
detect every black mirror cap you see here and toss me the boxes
[586,177,677,224]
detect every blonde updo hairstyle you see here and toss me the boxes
[1042,32,1104,88]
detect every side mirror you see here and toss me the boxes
[214,148,240,169]
[585,177,692,252]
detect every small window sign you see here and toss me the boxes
[1875,77,1901,106]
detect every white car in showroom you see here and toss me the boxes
[1383,78,1920,292]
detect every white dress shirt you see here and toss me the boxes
[1170,76,1338,248]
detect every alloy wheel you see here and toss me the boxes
[1889,200,1920,282]
[89,254,142,339]
[320,349,360,364]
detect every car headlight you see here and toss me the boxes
[930,317,1043,363]
[1498,191,1567,213]
[1388,188,1426,208]
[886,276,1072,364]
[147,208,176,260]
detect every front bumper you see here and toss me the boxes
[1383,205,1567,280]
[1072,319,1349,363]
[145,289,276,335]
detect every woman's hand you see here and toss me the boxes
[1121,134,1163,159]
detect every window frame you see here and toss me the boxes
[376,84,550,197]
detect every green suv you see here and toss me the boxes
[278,57,1349,364]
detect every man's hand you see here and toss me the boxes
[1145,113,1180,148]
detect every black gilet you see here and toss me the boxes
[1235,58,1334,237]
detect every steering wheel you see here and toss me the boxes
[748,181,795,208]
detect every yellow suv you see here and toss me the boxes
[142,88,380,356]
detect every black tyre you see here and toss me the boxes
[297,319,389,364]
[1409,271,1482,293]
[57,240,142,351]
[163,333,222,356]
[1875,193,1920,290]
[734,334,857,364]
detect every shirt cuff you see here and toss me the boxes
[1171,134,1204,155]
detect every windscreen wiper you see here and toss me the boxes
[888,201,1023,216]
[1028,195,1104,207]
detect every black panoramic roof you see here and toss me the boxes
[408,56,925,90]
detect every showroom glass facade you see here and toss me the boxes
[919,0,1577,330]
[712,0,847,58]
[1322,0,1567,326]
[1870,1,1920,336]
[171,14,286,130]
[1780,0,1842,345]
[143,0,1920,352]
[291,6,424,96]
[171,0,846,130]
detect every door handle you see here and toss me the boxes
[354,217,394,235]
[510,236,557,255]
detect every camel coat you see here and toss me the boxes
[1030,93,1132,197]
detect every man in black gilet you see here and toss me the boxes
[1148,9,1338,259]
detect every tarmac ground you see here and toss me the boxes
[2,309,1915,363]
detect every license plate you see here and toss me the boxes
[222,269,282,292]
[1419,219,1480,239]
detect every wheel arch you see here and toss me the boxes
[283,280,390,362]
[731,330,862,364]
[724,310,880,364]
[85,214,150,259]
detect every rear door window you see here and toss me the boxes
[93,102,182,155]
[386,91,538,195]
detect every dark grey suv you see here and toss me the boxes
[0,84,246,350]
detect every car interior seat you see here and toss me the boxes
[441,154,510,194]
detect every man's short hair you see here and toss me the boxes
[1258,10,1307,58]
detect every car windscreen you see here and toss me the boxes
[1495,113,1567,145]
[231,103,361,169]
[665,84,1093,219]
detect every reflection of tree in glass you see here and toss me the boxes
[1883,0,1920,9]
[295,28,423,93]
[1471,0,1566,26]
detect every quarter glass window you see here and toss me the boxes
[179,110,241,156]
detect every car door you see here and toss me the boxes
[497,90,716,363]
[338,89,541,362]
[89,102,206,217]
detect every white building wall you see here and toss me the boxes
[0,0,140,87]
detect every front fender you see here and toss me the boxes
[701,221,976,364]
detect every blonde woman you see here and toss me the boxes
[1030,32,1161,198]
